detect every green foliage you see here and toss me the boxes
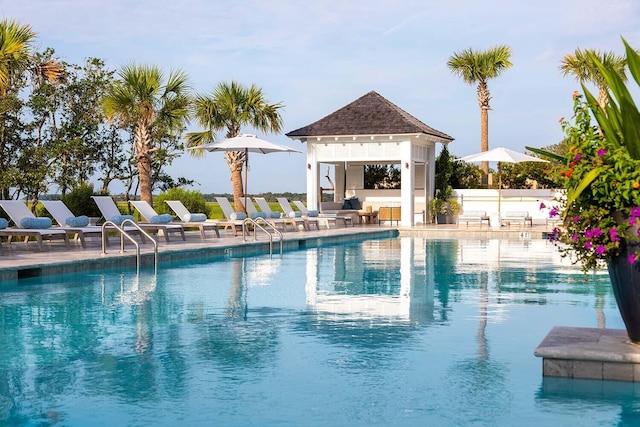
[435,145,453,199]
[61,182,103,217]
[154,187,210,217]
[546,92,640,271]
[585,38,640,160]
[364,164,401,189]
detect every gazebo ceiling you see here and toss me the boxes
[286,90,454,142]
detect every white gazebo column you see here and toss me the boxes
[426,144,436,222]
[400,141,414,226]
[334,162,346,202]
[306,147,319,210]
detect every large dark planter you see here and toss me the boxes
[607,241,640,343]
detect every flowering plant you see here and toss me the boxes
[543,39,640,271]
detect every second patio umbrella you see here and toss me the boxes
[459,147,547,215]
[191,134,302,211]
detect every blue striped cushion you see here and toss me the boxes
[150,214,172,224]
[19,217,52,229]
[110,214,135,225]
[250,212,267,219]
[65,215,89,227]
[229,212,247,220]
[0,218,8,229]
[183,213,207,222]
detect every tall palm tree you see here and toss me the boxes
[559,48,627,111]
[185,81,284,212]
[447,45,513,175]
[103,64,190,204]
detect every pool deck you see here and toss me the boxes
[5,220,637,382]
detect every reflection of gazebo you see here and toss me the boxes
[286,91,453,226]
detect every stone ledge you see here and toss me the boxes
[535,326,640,382]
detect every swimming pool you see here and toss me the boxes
[0,236,638,426]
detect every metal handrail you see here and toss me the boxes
[101,220,158,273]
[242,217,283,257]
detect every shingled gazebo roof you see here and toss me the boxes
[286,90,453,141]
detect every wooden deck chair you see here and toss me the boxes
[0,200,70,250]
[40,200,105,247]
[214,197,249,235]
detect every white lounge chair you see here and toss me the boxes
[92,196,185,242]
[276,198,320,230]
[214,197,250,235]
[238,198,291,232]
[292,200,349,229]
[0,200,70,250]
[131,200,220,239]
[254,197,305,231]
[40,200,105,246]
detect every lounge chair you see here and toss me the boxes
[254,197,305,231]
[214,197,251,235]
[238,198,291,232]
[276,198,320,230]
[131,200,219,239]
[292,200,349,229]
[165,200,227,238]
[39,200,105,247]
[92,196,185,242]
[0,200,70,250]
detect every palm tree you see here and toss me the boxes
[103,64,190,204]
[0,19,63,97]
[185,81,284,212]
[559,48,627,111]
[447,45,513,175]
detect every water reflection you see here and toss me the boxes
[297,237,435,350]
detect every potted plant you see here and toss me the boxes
[541,39,640,342]
[429,198,446,224]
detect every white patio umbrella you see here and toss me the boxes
[190,134,302,211]
[459,147,547,215]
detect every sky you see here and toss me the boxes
[3,0,640,195]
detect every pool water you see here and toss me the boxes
[1,237,639,426]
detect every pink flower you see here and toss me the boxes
[539,202,546,210]
[574,154,583,162]
[585,241,593,250]
[549,207,559,218]
[631,207,640,218]
[610,228,620,242]
[572,216,581,224]
[572,234,579,241]
[596,245,606,255]
[628,254,637,264]
[597,148,607,157]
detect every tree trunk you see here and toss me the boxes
[135,121,154,204]
[480,106,489,175]
[226,150,247,212]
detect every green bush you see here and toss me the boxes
[61,183,103,217]
[154,188,210,217]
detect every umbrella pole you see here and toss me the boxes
[498,162,502,217]
[244,148,248,213]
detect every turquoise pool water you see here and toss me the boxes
[1,237,639,426]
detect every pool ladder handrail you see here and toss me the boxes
[101,219,158,273]
[242,217,283,257]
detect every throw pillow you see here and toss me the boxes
[150,214,173,224]
[19,217,52,229]
[65,215,90,227]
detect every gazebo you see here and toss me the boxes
[286,91,454,226]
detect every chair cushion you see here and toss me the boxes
[307,210,319,217]
[183,213,207,222]
[0,218,8,229]
[19,217,52,229]
[230,212,247,220]
[288,211,302,218]
[150,214,173,224]
[270,212,282,218]
[65,215,90,227]
[250,212,267,219]
[110,214,135,225]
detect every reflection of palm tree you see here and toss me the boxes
[226,258,247,319]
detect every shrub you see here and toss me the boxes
[61,183,103,218]
[154,188,210,217]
